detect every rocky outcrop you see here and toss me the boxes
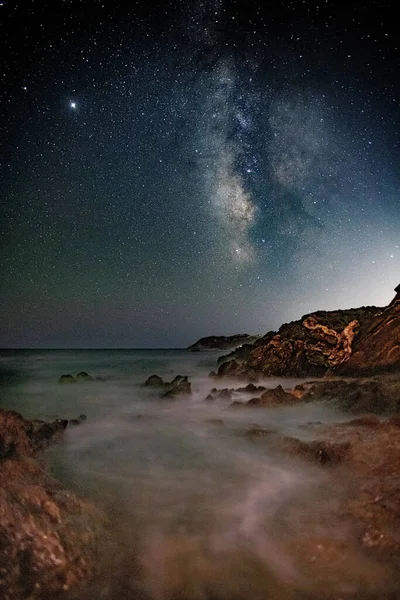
[246,384,301,407]
[0,409,101,599]
[213,306,381,379]
[144,374,192,397]
[187,334,260,352]
[334,291,400,376]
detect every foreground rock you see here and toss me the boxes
[0,409,102,599]
[144,374,192,397]
[187,333,260,352]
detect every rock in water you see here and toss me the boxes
[76,371,93,381]
[246,385,299,407]
[143,374,192,397]
[58,374,76,384]
[162,376,191,398]
[144,374,165,387]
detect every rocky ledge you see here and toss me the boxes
[0,409,102,599]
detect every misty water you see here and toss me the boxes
[0,350,390,598]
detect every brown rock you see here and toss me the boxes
[246,385,301,407]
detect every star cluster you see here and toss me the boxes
[0,0,399,347]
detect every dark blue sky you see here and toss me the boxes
[0,0,399,347]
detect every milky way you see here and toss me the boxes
[0,0,399,347]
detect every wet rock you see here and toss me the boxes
[30,419,69,451]
[162,375,191,398]
[216,359,241,378]
[144,374,165,387]
[205,418,224,426]
[246,385,300,407]
[236,383,266,393]
[229,401,245,408]
[58,374,76,384]
[68,415,87,428]
[76,371,93,381]
[204,388,233,401]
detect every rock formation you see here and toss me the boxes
[213,305,385,379]
[334,286,400,376]
[144,374,192,397]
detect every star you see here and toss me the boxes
[69,101,77,110]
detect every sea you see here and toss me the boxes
[0,349,387,598]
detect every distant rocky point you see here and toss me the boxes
[187,333,260,352]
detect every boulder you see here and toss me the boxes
[162,376,191,398]
[144,374,165,387]
[76,371,93,381]
[246,385,300,407]
[58,374,76,384]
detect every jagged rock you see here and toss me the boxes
[215,359,241,378]
[204,388,233,401]
[213,307,380,379]
[143,374,192,397]
[68,415,87,428]
[217,343,256,365]
[246,385,300,407]
[144,374,165,387]
[236,383,266,393]
[162,375,191,398]
[229,401,245,408]
[29,419,68,451]
[58,374,76,384]
[187,333,260,352]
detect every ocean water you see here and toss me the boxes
[0,350,389,598]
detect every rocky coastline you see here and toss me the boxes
[2,285,400,598]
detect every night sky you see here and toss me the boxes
[0,0,399,348]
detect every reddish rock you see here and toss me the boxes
[246,385,301,407]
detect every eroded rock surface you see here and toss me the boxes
[0,409,102,599]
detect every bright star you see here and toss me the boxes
[70,101,77,109]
